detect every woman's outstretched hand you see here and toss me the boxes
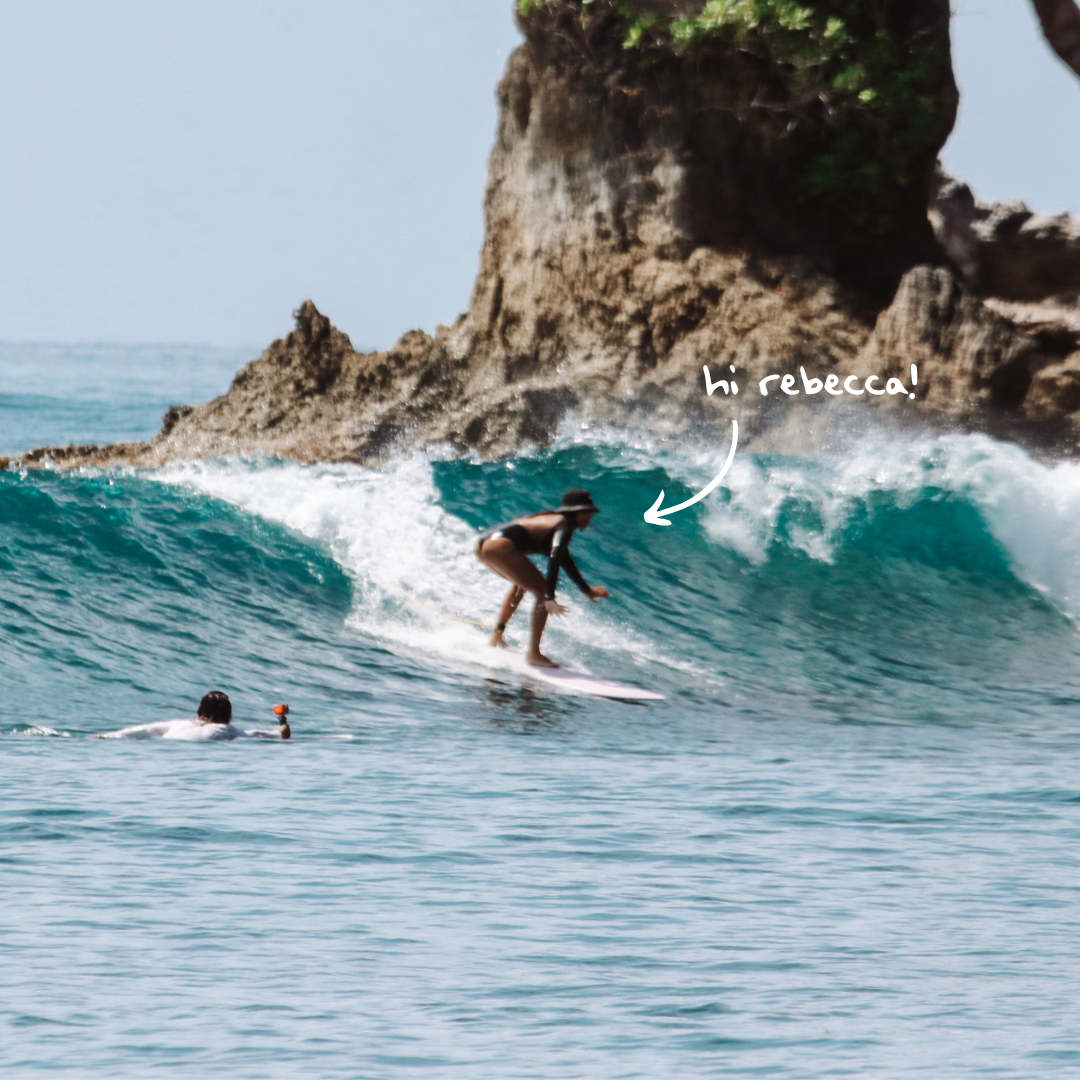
[544,599,569,616]
[587,586,610,602]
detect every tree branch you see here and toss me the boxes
[1031,0,1080,79]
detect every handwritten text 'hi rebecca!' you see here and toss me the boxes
[703,364,919,400]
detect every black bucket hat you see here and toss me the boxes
[557,488,600,514]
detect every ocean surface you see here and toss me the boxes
[3,344,1080,1077]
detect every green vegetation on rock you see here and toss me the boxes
[518,0,950,232]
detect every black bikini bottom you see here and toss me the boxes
[487,523,533,553]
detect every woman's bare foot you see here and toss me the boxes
[489,630,509,649]
[526,652,558,668]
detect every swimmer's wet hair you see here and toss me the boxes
[197,691,232,724]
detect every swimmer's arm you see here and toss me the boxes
[239,722,291,740]
[90,720,175,739]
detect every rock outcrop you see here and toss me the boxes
[7,1,1080,471]
[852,265,1078,445]
[929,166,1080,300]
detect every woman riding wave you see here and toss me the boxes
[475,488,609,667]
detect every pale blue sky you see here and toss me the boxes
[944,0,1080,209]
[0,0,1075,348]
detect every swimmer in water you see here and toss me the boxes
[91,693,292,739]
[476,488,609,667]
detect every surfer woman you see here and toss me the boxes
[475,488,609,667]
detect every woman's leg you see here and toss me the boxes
[477,538,557,664]
[490,584,525,647]
[528,598,554,667]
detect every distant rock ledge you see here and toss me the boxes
[7,2,1080,472]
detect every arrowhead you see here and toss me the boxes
[643,491,672,526]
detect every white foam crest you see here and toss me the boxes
[699,442,932,565]
[150,455,708,684]
[685,429,1080,618]
[919,436,1080,618]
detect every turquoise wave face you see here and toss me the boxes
[2,433,1078,733]
[0,470,373,731]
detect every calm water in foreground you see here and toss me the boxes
[2,344,1080,1077]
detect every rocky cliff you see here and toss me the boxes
[9,0,1080,472]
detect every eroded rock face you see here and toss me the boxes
[92,7,943,466]
[929,166,1080,301]
[856,267,1043,412]
[1027,353,1080,422]
[483,1,957,298]
[7,4,1080,472]
[852,266,1078,444]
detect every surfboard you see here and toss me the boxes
[497,653,665,701]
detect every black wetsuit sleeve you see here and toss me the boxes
[545,524,591,600]
[562,551,591,596]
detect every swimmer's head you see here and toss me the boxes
[197,691,232,725]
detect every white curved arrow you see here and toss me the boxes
[643,421,738,527]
